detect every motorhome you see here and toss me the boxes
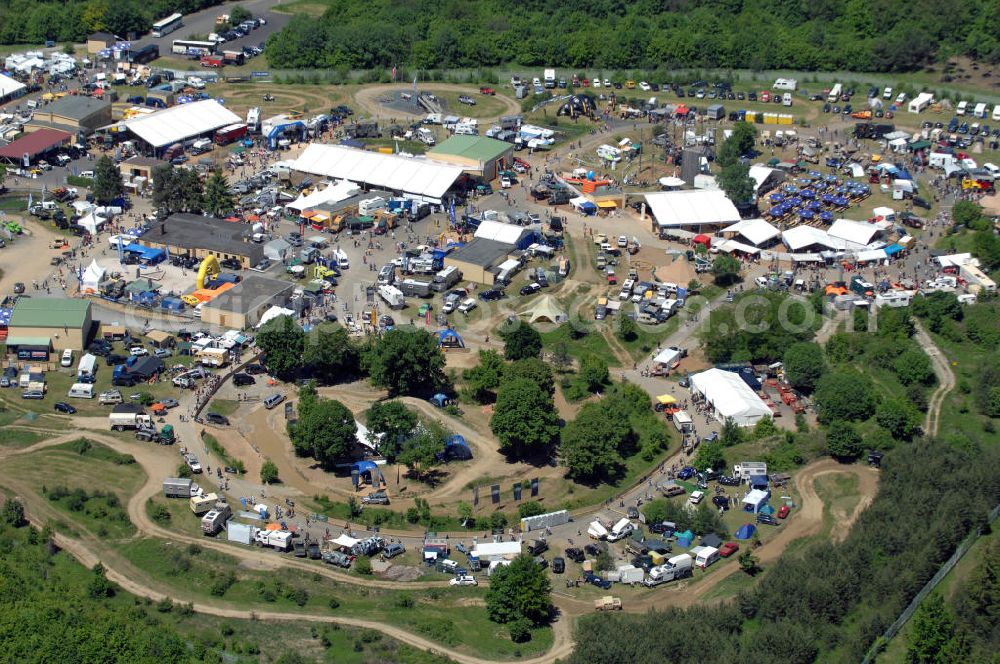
[606,518,635,542]
[431,266,461,292]
[417,127,435,145]
[196,347,228,367]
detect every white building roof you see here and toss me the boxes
[644,190,741,228]
[936,253,971,268]
[690,368,771,426]
[292,144,463,201]
[781,225,844,251]
[286,180,360,213]
[126,99,240,149]
[827,218,880,248]
[474,219,525,244]
[748,165,776,192]
[721,218,780,246]
[0,73,26,98]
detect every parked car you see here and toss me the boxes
[677,466,697,480]
[717,475,740,486]
[719,542,740,558]
[712,495,730,510]
[552,556,565,574]
[478,288,505,301]
[777,505,791,519]
[757,513,780,526]
[458,95,476,106]
[21,390,45,400]
[244,363,267,375]
[626,506,639,519]
[160,398,179,409]
[205,412,230,426]
[449,575,478,586]
[520,283,541,296]
[233,373,255,386]
[53,402,77,414]
[564,547,585,563]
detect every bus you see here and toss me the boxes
[172,40,216,57]
[127,44,159,65]
[151,13,183,38]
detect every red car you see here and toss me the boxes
[777,505,790,519]
[582,78,590,87]
[479,86,495,95]
[719,542,739,558]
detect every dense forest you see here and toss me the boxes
[265,0,1000,72]
[569,438,1000,663]
[0,0,221,45]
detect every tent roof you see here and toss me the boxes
[519,295,567,324]
[291,144,463,200]
[721,218,780,246]
[653,348,681,365]
[126,99,241,149]
[331,534,359,548]
[474,219,526,244]
[717,239,761,255]
[781,225,844,251]
[255,306,295,329]
[82,260,105,283]
[0,73,26,98]
[690,368,770,423]
[827,218,880,247]
[644,190,741,227]
[286,180,360,212]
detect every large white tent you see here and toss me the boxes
[286,180,360,214]
[474,219,526,244]
[781,225,844,252]
[291,144,463,203]
[721,218,780,246]
[0,73,26,103]
[827,219,881,249]
[644,190,741,229]
[125,99,241,149]
[690,368,771,427]
[80,260,105,294]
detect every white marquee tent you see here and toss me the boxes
[80,260,105,294]
[827,218,881,249]
[781,225,844,252]
[721,218,780,246]
[292,144,463,203]
[690,368,771,427]
[644,190,741,228]
[474,219,526,244]
[125,99,241,149]
[286,180,361,214]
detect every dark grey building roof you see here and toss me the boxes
[44,95,110,121]
[204,275,294,315]
[144,214,263,263]
[448,238,511,268]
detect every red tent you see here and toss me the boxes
[693,234,711,247]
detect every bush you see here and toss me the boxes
[518,501,546,518]
[509,617,533,643]
[354,556,372,575]
[328,597,340,609]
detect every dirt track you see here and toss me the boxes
[353,83,522,122]
[913,320,955,438]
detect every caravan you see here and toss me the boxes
[596,144,622,162]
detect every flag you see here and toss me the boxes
[448,197,456,226]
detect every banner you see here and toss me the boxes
[473,485,479,506]
[530,478,539,497]
[513,484,522,501]
[491,484,500,504]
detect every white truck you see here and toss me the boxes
[378,284,405,309]
[643,553,694,586]
[543,68,556,88]
[163,477,196,498]
[417,127,436,145]
[255,529,293,551]
[827,83,842,103]
[109,406,152,431]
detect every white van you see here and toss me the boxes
[956,100,968,116]
[67,383,94,399]
[993,105,1000,121]
[457,298,477,314]
[61,349,74,367]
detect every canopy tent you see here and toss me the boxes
[76,212,107,236]
[519,295,567,324]
[437,328,464,348]
[658,176,685,188]
[350,460,384,487]
[716,239,761,255]
[355,421,383,452]
[735,523,757,540]
[856,248,887,262]
[475,219,526,244]
[286,180,360,214]
[331,534,359,549]
[692,234,712,247]
[429,393,449,407]
[872,206,895,219]
[80,260,105,294]
[291,143,463,202]
[721,218,780,246]
[655,393,678,405]
[125,99,240,149]
[742,488,771,513]
[690,368,771,427]
[569,196,597,214]
[782,225,844,252]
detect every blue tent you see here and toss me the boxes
[750,474,769,490]
[351,460,384,487]
[675,529,694,547]
[429,393,449,408]
[735,523,757,540]
[438,434,473,461]
[884,244,903,256]
[438,329,464,348]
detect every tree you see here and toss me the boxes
[201,169,235,217]
[462,349,505,402]
[716,162,756,204]
[738,549,760,576]
[491,378,559,458]
[894,350,935,386]
[560,402,630,481]
[783,342,827,393]
[365,401,417,461]
[1,498,25,527]
[616,314,639,342]
[87,563,115,599]
[485,554,553,626]
[579,355,609,392]
[876,399,920,440]
[550,341,571,372]
[397,426,445,480]
[518,501,545,518]
[289,398,357,467]
[91,155,123,204]
[907,593,955,664]
[825,421,864,460]
[303,323,358,384]
[500,322,542,361]
[256,315,305,380]
[502,357,555,396]
[815,370,876,423]
[364,329,447,396]
[228,5,253,25]
[260,459,279,484]
[720,417,743,447]
[711,254,742,286]
[693,441,725,472]
[951,200,984,228]
[103,2,148,38]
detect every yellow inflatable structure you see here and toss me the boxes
[196,255,221,290]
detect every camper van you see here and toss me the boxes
[417,127,435,145]
[956,100,968,116]
[596,144,622,162]
[67,383,95,399]
[431,266,461,292]
[334,249,349,269]
[606,518,636,542]
[672,409,693,433]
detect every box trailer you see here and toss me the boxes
[190,492,219,514]
[616,565,645,584]
[400,278,432,298]
[109,405,152,431]
[163,477,193,498]
[227,521,255,544]
[672,409,693,433]
[201,505,232,534]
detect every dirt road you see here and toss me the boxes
[353,83,522,123]
[913,320,955,438]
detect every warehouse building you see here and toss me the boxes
[0,73,27,105]
[291,144,463,205]
[6,298,93,355]
[444,238,515,285]
[139,214,263,268]
[199,275,295,329]
[0,127,73,165]
[124,99,241,156]
[27,96,112,136]
[427,135,514,181]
